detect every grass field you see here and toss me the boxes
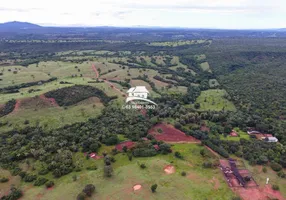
[1,99,104,132]
[13,144,235,200]
[220,128,250,141]
[200,62,212,73]
[195,89,236,111]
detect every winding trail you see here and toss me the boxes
[91,64,126,97]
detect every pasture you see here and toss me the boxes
[14,144,235,200]
[195,89,236,111]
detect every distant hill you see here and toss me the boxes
[0,21,41,29]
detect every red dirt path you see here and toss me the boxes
[39,94,59,107]
[11,99,21,113]
[91,64,126,97]
[148,123,200,143]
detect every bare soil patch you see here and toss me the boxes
[148,123,200,143]
[233,185,285,200]
[164,165,175,174]
[116,141,136,151]
[133,185,142,191]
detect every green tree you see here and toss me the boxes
[151,184,158,193]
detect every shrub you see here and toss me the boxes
[174,151,183,159]
[181,171,186,176]
[77,192,86,200]
[262,167,267,173]
[232,197,242,200]
[140,164,146,169]
[277,171,286,178]
[45,181,54,188]
[151,184,158,193]
[82,184,96,197]
[23,174,37,182]
[34,177,48,186]
[1,186,22,200]
[122,145,128,152]
[270,162,282,172]
[128,154,133,161]
[38,169,49,175]
[272,185,280,191]
[0,177,9,183]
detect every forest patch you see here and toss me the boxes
[44,85,116,106]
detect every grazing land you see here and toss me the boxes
[0,24,286,200]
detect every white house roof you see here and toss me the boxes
[268,137,278,141]
[127,86,149,93]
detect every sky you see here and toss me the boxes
[0,0,285,29]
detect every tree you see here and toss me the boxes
[181,171,186,176]
[77,192,86,200]
[104,165,113,177]
[122,145,128,152]
[82,184,95,197]
[270,162,282,172]
[272,185,280,191]
[151,184,158,193]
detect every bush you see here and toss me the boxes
[277,171,286,178]
[232,197,242,200]
[38,169,49,175]
[77,192,86,200]
[262,167,267,173]
[181,171,186,176]
[272,185,280,191]
[0,177,9,183]
[151,184,158,193]
[270,162,282,172]
[45,181,54,188]
[122,146,128,152]
[174,151,183,159]
[140,164,146,169]
[1,186,22,200]
[34,177,48,186]
[23,174,37,182]
[82,184,96,197]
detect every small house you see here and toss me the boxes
[127,86,149,99]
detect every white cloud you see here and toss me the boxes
[0,0,285,28]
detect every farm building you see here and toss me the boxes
[127,86,149,99]
[264,137,278,143]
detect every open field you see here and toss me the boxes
[1,98,104,131]
[220,128,250,141]
[8,144,235,200]
[195,89,236,112]
[200,62,212,73]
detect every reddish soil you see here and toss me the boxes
[148,123,200,143]
[200,125,210,132]
[12,99,21,113]
[164,165,175,174]
[233,185,286,200]
[91,64,99,78]
[39,94,59,107]
[115,141,136,151]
